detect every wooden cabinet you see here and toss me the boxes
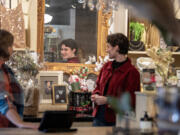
[135,92,156,122]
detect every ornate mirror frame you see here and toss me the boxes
[37,0,112,74]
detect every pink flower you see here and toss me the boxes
[75,78,79,82]
[68,75,80,84]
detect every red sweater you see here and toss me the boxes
[92,58,140,123]
[67,57,80,63]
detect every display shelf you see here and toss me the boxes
[128,51,180,67]
[129,51,147,55]
[129,51,180,55]
[172,52,180,55]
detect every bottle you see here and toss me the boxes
[140,111,153,132]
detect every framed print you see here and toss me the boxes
[52,85,68,104]
[142,68,156,92]
[37,71,63,104]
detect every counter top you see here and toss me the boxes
[24,113,93,122]
[1,126,175,135]
[0,127,112,135]
[135,91,156,96]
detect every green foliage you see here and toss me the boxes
[80,101,90,107]
[7,50,41,78]
[130,22,145,41]
[71,82,81,91]
[107,92,132,120]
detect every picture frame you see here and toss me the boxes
[37,71,63,104]
[52,85,68,105]
[141,68,156,93]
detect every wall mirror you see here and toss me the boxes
[37,0,112,74]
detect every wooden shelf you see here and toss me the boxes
[172,52,180,55]
[129,51,147,55]
[128,51,180,55]
[128,51,180,67]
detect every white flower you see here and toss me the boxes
[68,75,80,84]
[86,79,95,92]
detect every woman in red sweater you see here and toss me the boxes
[58,39,80,63]
[91,33,140,126]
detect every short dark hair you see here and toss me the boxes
[107,33,129,54]
[59,39,78,55]
[0,30,14,59]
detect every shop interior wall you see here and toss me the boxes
[8,0,180,68]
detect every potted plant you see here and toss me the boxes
[130,22,145,41]
[129,22,145,51]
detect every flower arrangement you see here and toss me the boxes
[6,49,43,106]
[68,67,89,92]
[146,47,175,86]
[6,49,43,88]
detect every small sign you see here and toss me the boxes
[52,85,68,104]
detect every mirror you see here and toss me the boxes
[37,0,112,73]
[44,0,97,63]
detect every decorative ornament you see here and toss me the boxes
[146,47,174,86]
[85,55,96,64]
[129,41,145,51]
[0,3,26,48]
[136,57,156,71]
[95,55,113,72]
[77,0,120,13]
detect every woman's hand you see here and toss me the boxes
[91,94,107,105]
[91,94,98,102]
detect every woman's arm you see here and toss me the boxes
[6,108,39,129]
[0,78,39,129]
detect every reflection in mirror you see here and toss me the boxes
[44,0,98,63]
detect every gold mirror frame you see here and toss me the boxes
[37,0,112,74]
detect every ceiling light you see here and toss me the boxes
[45,4,50,7]
[44,14,53,24]
[71,5,76,9]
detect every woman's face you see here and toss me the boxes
[4,46,13,61]
[106,43,119,59]
[60,44,76,60]
[8,46,13,56]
